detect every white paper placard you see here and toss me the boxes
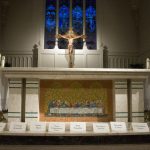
[48,122,65,133]
[29,122,46,132]
[132,123,150,132]
[93,123,110,133]
[0,123,6,132]
[9,122,26,132]
[110,122,127,132]
[70,122,86,133]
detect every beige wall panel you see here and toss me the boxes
[87,54,101,68]
[40,54,54,67]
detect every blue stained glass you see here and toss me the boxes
[86,0,97,50]
[46,5,56,32]
[58,0,70,49]
[72,6,83,33]
[72,0,83,49]
[59,5,69,33]
[86,6,96,32]
[45,0,97,50]
[44,0,56,49]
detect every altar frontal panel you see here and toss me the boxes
[40,80,113,122]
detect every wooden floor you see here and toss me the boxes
[0,145,150,150]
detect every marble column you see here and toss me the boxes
[144,76,150,111]
[0,71,9,112]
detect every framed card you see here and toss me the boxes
[9,122,26,132]
[48,122,65,133]
[132,123,149,132]
[93,123,110,133]
[70,122,86,133]
[110,122,127,132]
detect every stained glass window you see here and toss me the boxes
[86,0,97,49]
[44,0,97,50]
[58,0,70,49]
[72,0,83,49]
[44,0,56,49]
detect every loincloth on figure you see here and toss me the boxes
[68,44,73,54]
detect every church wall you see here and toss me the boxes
[0,3,2,52]
[139,0,150,58]
[2,0,40,53]
[0,30,1,52]
[0,16,1,51]
[98,0,138,53]
[1,0,139,68]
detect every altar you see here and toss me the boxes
[0,67,150,148]
[1,67,150,123]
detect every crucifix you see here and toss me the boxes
[56,28,86,68]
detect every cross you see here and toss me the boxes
[56,28,86,68]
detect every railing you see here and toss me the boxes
[108,55,139,68]
[2,45,39,67]
[2,46,146,68]
[5,54,33,67]
[5,52,139,68]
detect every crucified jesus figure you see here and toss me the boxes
[56,28,86,68]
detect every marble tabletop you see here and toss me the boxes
[1,67,150,80]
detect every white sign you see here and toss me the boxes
[0,123,6,132]
[9,122,26,132]
[110,122,127,132]
[70,122,86,133]
[93,123,110,133]
[132,123,150,132]
[29,122,46,132]
[48,122,65,133]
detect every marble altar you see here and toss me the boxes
[0,67,150,122]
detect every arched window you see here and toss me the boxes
[44,0,97,50]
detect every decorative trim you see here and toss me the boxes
[8,112,38,118]
[116,112,144,118]
[1,51,33,55]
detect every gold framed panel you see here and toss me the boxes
[40,80,113,122]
